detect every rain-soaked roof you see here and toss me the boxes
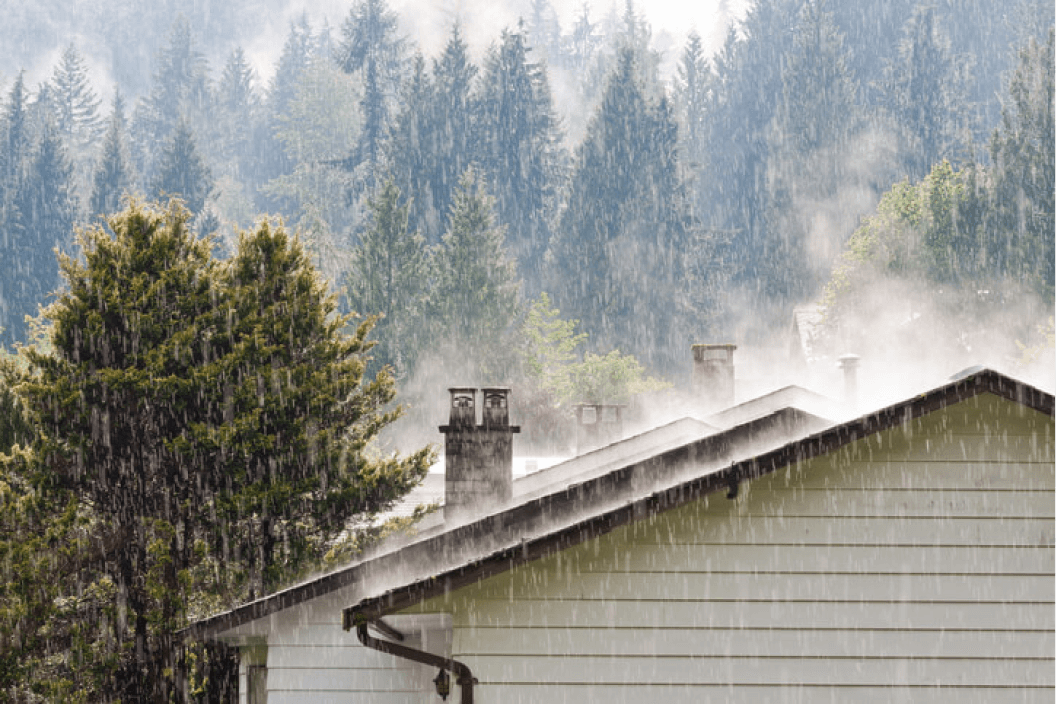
[180,368,1053,642]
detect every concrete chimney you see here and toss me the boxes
[439,387,519,520]
[574,403,626,454]
[838,354,860,414]
[692,344,737,412]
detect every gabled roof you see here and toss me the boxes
[180,368,1053,642]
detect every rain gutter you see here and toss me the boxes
[354,620,476,703]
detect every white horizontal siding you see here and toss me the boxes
[406,395,1053,702]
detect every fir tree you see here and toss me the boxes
[879,6,973,180]
[6,126,75,345]
[549,49,692,372]
[988,28,1054,301]
[15,199,431,697]
[764,0,864,306]
[336,0,405,177]
[89,92,134,218]
[151,120,213,216]
[345,178,431,378]
[475,27,565,279]
[429,168,520,363]
[49,44,103,158]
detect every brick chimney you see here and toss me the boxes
[439,387,519,520]
[692,344,737,413]
[838,354,860,414]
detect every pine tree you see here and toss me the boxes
[764,0,865,308]
[346,178,431,378]
[427,24,479,240]
[0,74,30,345]
[386,54,439,238]
[89,92,134,218]
[131,16,211,181]
[336,0,405,177]
[549,49,692,372]
[49,45,103,167]
[879,6,973,180]
[151,120,213,216]
[674,30,711,175]
[16,199,431,697]
[216,47,260,183]
[429,168,520,363]
[475,27,565,278]
[7,126,76,345]
[988,27,1054,301]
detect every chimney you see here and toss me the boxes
[692,344,737,412]
[574,403,626,454]
[439,387,519,520]
[838,354,860,414]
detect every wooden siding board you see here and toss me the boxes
[457,627,1055,659]
[557,544,1055,575]
[459,572,1053,602]
[448,598,1054,630]
[459,654,1054,686]
[465,684,1054,704]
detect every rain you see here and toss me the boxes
[0,0,1052,701]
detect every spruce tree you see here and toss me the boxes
[16,199,431,697]
[89,92,134,218]
[764,0,864,307]
[151,120,213,216]
[549,49,692,372]
[879,6,973,180]
[988,28,1055,302]
[475,28,565,278]
[429,168,520,364]
[336,0,405,177]
[346,178,431,378]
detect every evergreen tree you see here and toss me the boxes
[345,178,431,378]
[674,31,712,188]
[336,0,405,179]
[427,24,479,240]
[15,199,430,697]
[879,6,973,180]
[216,47,260,184]
[0,74,30,345]
[550,49,692,373]
[386,54,439,238]
[6,127,76,345]
[151,120,213,217]
[696,0,798,331]
[988,27,1054,301]
[429,168,520,363]
[131,16,212,181]
[89,92,134,218]
[475,27,565,279]
[49,45,103,169]
[764,0,865,307]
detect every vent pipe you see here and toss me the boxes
[838,354,860,414]
[692,344,737,413]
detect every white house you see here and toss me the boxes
[183,359,1054,703]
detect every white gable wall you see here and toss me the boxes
[403,393,1054,702]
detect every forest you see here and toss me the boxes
[0,0,1052,699]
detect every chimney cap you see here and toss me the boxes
[692,343,737,362]
[838,353,861,369]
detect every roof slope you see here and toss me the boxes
[180,369,1052,641]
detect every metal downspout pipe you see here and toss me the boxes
[355,621,477,703]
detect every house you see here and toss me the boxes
[182,353,1055,703]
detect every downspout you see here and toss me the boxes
[355,620,477,703]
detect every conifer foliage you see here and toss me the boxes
[13,199,431,698]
